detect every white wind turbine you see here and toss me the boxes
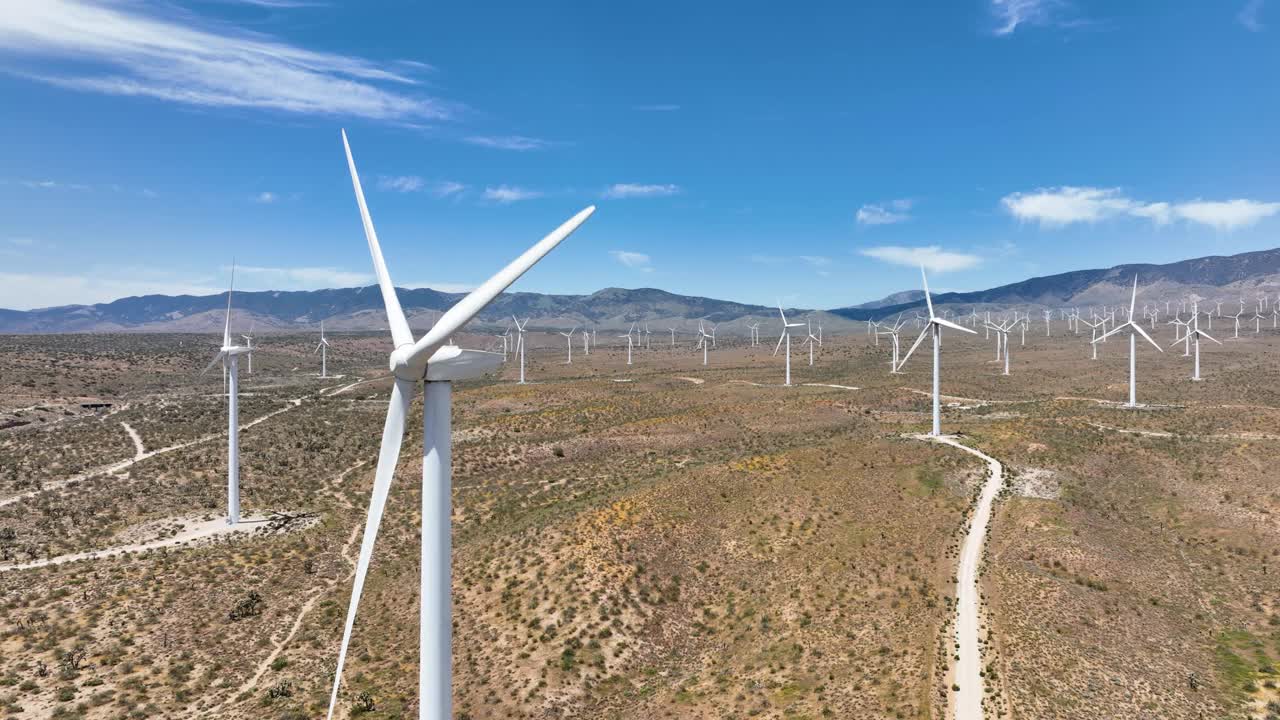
[877,314,907,374]
[200,265,253,526]
[801,319,819,366]
[621,323,635,365]
[773,303,806,386]
[242,321,255,374]
[643,322,653,350]
[560,326,577,364]
[1187,306,1220,382]
[1092,275,1163,408]
[315,320,331,378]
[327,131,594,720]
[668,326,678,350]
[747,322,760,347]
[513,317,530,383]
[896,267,977,436]
[698,320,713,365]
[985,318,1014,375]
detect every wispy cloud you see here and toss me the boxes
[609,250,653,272]
[634,104,680,112]
[1001,186,1280,231]
[799,255,831,267]
[18,178,90,191]
[230,265,373,288]
[464,135,551,151]
[376,176,467,198]
[990,0,1073,35]
[483,185,542,204]
[377,175,424,193]
[856,199,913,226]
[0,0,453,122]
[860,245,981,273]
[0,270,224,310]
[602,183,681,199]
[254,191,277,204]
[1239,0,1266,31]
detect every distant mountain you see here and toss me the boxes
[0,287,809,335]
[831,247,1280,321]
[4,247,1279,333]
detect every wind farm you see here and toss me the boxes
[4,3,1280,720]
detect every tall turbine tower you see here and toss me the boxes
[201,265,253,526]
[327,131,594,720]
[773,303,805,386]
[315,321,331,378]
[1092,275,1163,407]
[513,317,529,383]
[896,267,977,436]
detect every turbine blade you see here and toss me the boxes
[223,263,235,348]
[1092,324,1125,343]
[920,266,934,319]
[898,325,930,368]
[325,376,415,720]
[934,317,976,334]
[1129,275,1138,318]
[201,350,226,375]
[406,206,595,368]
[773,331,786,356]
[1199,330,1222,345]
[342,130,414,349]
[1130,321,1163,352]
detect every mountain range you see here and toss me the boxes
[3,247,1278,334]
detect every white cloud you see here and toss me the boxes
[377,175,424,193]
[859,245,981,273]
[255,191,277,204]
[233,265,373,288]
[483,185,542,204]
[856,199,913,225]
[376,176,466,198]
[431,181,467,198]
[799,255,831,267]
[0,271,223,310]
[603,183,681,199]
[1001,186,1280,231]
[990,0,1070,35]
[634,104,680,112]
[1239,0,1266,31]
[464,135,550,151]
[0,0,452,122]
[8,237,35,247]
[1173,199,1280,231]
[19,178,90,190]
[1001,186,1135,226]
[609,250,653,272]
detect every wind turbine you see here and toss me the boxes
[315,320,331,378]
[241,321,255,374]
[773,303,806,386]
[801,319,819,366]
[896,267,977,436]
[1187,307,1220,381]
[1092,275,1163,408]
[560,327,577,364]
[643,322,653,350]
[200,264,253,526]
[327,130,594,720]
[621,323,635,365]
[877,315,906,374]
[985,318,1014,375]
[513,317,530,383]
[698,320,713,365]
[668,326,678,350]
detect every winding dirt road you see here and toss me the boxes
[916,434,1005,720]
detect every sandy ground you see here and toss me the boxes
[0,515,279,573]
[915,433,1005,720]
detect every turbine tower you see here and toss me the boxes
[201,265,253,526]
[315,320,331,378]
[560,327,577,364]
[896,266,977,436]
[773,303,805,386]
[1092,275,1163,407]
[1187,306,1221,381]
[327,130,594,720]
[242,321,255,374]
[513,317,529,383]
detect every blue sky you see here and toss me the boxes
[1,0,1277,311]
